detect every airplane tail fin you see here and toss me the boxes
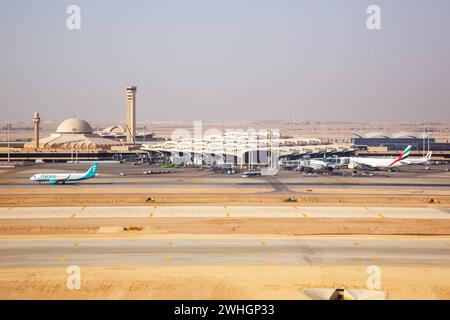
[84,161,99,178]
[400,145,411,160]
[425,151,432,160]
[388,145,411,168]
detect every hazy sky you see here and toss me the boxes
[1,0,449,123]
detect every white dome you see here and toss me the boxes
[56,118,93,134]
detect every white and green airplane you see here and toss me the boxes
[30,162,99,185]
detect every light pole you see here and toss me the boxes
[423,127,426,157]
[75,134,78,163]
[71,130,74,163]
[7,123,11,162]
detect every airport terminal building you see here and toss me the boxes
[0,117,142,162]
[24,118,119,151]
[351,132,450,159]
[352,132,441,151]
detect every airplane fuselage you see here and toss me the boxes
[31,173,89,183]
[348,154,430,170]
[348,157,403,169]
[30,162,99,184]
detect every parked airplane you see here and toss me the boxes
[298,159,333,172]
[402,151,432,165]
[30,162,99,184]
[348,146,413,170]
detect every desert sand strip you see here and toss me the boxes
[0,265,448,300]
[1,193,450,207]
[0,218,449,236]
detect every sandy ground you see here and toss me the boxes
[1,218,449,236]
[1,192,449,207]
[0,182,448,299]
[0,265,449,300]
[6,120,450,142]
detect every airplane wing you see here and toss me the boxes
[49,174,71,184]
[387,155,403,168]
[56,174,71,181]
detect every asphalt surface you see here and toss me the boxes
[1,163,450,194]
[0,238,448,267]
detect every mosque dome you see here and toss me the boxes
[56,118,93,134]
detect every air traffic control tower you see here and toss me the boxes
[125,86,137,143]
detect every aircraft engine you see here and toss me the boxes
[347,162,358,169]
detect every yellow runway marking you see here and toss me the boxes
[377,213,385,219]
[7,208,13,211]
[372,255,380,261]
[149,213,154,218]
[168,241,174,246]
[226,212,231,218]
[302,213,308,218]
[353,241,360,246]
[74,243,80,247]
[70,213,77,219]
[164,254,172,261]
[261,241,267,246]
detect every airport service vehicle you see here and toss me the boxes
[30,162,99,185]
[213,163,235,174]
[158,163,176,168]
[348,146,412,170]
[241,170,261,178]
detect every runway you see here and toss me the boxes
[2,181,450,189]
[0,238,448,268]
[1,205,449,219]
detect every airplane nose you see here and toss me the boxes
[30,176,35,181]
